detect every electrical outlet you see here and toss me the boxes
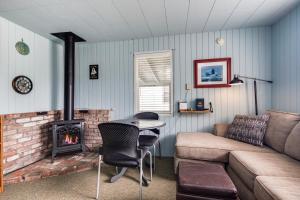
[185,84,192,90]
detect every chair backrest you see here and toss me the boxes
[134,112,159,120]
[98,123,140,159]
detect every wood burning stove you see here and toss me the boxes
[51,32,86,161]
[52,119,85,161]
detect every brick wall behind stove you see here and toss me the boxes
[74,110,110,151]
[3,111,61,174]
[3,109,110,175]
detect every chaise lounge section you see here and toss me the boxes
[175,110,300,200]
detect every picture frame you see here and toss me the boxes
[194,58,231,88]
[89,64,99,80]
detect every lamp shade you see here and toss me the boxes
[230,75,244,85]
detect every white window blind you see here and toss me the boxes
[134,51,173,114]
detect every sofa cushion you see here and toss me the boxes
[214,123,230,137]
[176,133,273,163]
[284,122,300,161]
[254,176,300,200]
[227,114,270,146]
[229,151,300,191]
[264,110,300,152]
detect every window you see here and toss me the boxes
[134,50,173,115]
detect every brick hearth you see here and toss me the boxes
[4,152,98,185]
[2,109,110,175]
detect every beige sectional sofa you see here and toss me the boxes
[174,110,300,200]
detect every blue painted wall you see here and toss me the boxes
[0,15,274,156]
[0,16,64,115]
[76,27,272,156]
[272,5,300,113]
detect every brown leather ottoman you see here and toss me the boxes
[177,162,238,200]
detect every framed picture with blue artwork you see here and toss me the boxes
[194,58,231,88]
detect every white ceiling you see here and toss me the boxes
[0,0,299,42]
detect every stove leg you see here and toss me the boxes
[51,152,56,163]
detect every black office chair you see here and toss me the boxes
[134,112,161,171]
[96,123,151,200]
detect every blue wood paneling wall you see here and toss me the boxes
[0,16,64,115]
[76,27,272,156]
[272,5,300,113]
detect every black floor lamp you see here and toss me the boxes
[230,74,273,115]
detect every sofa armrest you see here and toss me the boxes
[214,123,230,137]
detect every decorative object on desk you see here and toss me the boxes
[230,74,273,115]
[194,58,231,88]
[209,102,214,113]
[15,38,30,55]
[178,101,188,111]
[12,75,33,94]
[195,98,205,111]
[89,64,99,79]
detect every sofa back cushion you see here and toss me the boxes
[226,114,270,146]
[284,122,300,160]
[264,111,300,152]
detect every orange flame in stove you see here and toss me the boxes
[64,133,79,144]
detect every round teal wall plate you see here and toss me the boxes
[15,39,30,55]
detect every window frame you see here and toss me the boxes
[134,50,174,115]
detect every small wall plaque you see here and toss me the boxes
[89,65,99,80]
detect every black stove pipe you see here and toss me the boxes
[51,32,85,121]
[64,35,75,120]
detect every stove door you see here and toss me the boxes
[56,125,81,147]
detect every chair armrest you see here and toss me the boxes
[214,123,230,137]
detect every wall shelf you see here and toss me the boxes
[179,109,211,114]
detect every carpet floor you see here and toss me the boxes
[0,158,176,200]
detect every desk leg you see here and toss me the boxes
[110,167,127,183]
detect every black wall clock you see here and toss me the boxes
[12,75,33,94]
